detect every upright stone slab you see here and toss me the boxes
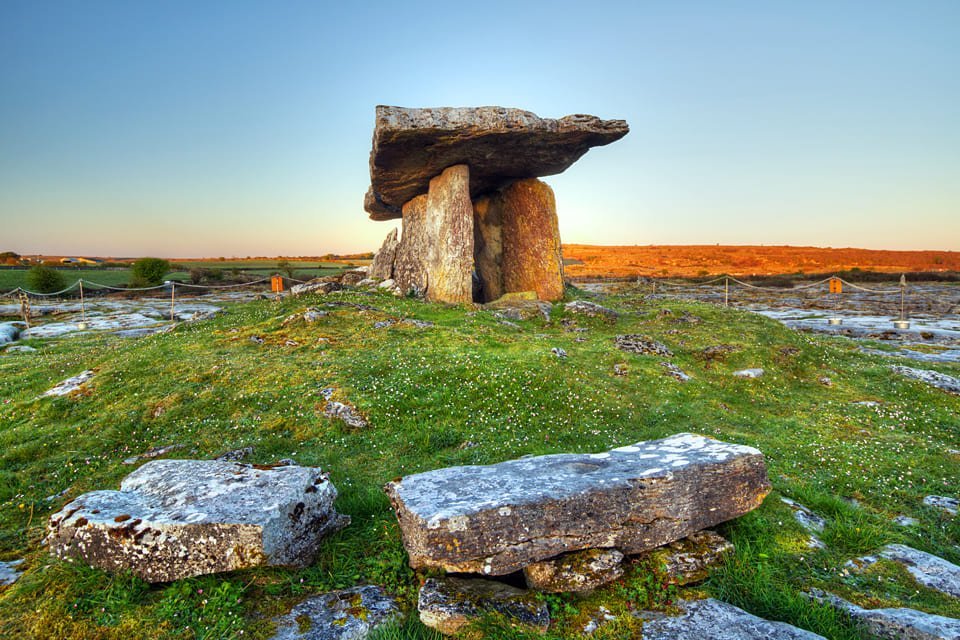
[423,165,474,304]
[369,228,399,280]
[393,194,429,296]
[473,194,505,302]
[385,433,770,575]
[46,460,349,582]
[500,179,565,301]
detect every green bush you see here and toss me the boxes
[130,257,170,287]
[26,265,66,293]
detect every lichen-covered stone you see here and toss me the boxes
[418,577,549,636]
[640,598,825,639]
[369,228,399,281]
[423,165,474,304]
[660,362,692,382]
[385,433,770,575]
[46,460,349,582]
[364,106,628,220]
[270,585,401,640]
[809,589,960,640]
[642,530,734,585]
[500,179,565,302]
[732,368,765,379]
[524,548,624,592]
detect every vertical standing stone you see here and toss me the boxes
[473,194,505,302]
[369,228,399,280]
[393,195,429,296]
[423,165,474,304]
[500,178,565,301]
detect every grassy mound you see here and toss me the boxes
[0,288,957,638]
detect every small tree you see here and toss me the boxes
[130,257,170,287]
[26,265,66,293]
[277,259,296,279]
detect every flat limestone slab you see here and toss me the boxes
[385,433,770,575]
[364,105,628,219]
[47,460,349,582]
[810,589,960,640]
[640,598,825,639]
[270,585,401,640]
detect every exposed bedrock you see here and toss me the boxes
[384,433,770,575]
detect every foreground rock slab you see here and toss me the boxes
[364,106,629,220]
[418,577,549,636]
[924,495,959,515]
[810,589,960,640]
[640,598,825,639]
[385,433,770,575]
[524,548,624,592]
[270,585,401,640]
[46,460,349,582]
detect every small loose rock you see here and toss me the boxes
[615,335,673,357]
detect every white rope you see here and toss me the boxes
[835,278,901,294]
[175,276,273,289]
[14,281,82,297]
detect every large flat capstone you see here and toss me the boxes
[364,106,629,220]
[46,460,349,582]
[385,433,770,575]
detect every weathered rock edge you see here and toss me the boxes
[364,105,629,219]
[46,460,350,582]
[385,433,770,575]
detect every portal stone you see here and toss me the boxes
[423,165,474,304]
[500,179,565,302]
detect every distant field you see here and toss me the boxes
[563,244,960,279]
[1,265,347,294]
[172,260,349,269]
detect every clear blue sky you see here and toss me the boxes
[2,0,958,257]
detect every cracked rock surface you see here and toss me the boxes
[46,460,349,582]
[385,433,769,575]
[418,577,549,636]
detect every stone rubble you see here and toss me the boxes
[565,300,619,320]
[615,335,673,357]
[46,459,349,582]
[660,361,692,382]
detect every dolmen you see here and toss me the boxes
[46,460,349,582]
[385,433,771,634]
[363,106,629,304]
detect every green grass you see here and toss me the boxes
[0,287,957,638]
